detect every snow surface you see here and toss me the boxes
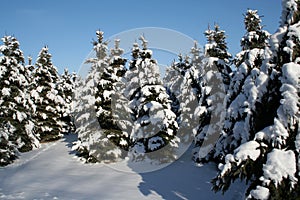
[0,134,246,199]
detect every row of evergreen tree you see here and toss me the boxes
[72,0,300,198]
[1,0,299,199]
[0,37,75,166]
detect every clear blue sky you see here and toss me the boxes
[1,0,281,74]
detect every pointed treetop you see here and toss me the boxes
[240,9,270,51]
[131,42,140,60]
[89,30,109,60]
[139,34,148,50]
[36,46,52,66]
[114,39,120,49]
[184,54,190,64]
[110,38,124,57]
[205,24,214,43]
[28,56,32,65]
[0,35,24,63]
[64,68,69,74]
[244,9,263,32]
[214,23,220,32]
[132,41,139,49]
[96,30,104,44]
[178,53,183,62]
[190,41,201,57]
[204,24,231,60]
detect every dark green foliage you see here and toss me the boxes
[58,69,76,133]
[212,3,300,199]
[0,126,18,166]
[31,46,63,142]
[205,24,232,61]
[241,10,270,50]
[0,36,37,164]
[123,37,179,161]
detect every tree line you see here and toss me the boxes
[1,0,299,199]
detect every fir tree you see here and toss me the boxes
[58,69,76,133]
[193,26,230,162]
[0,36,39,166]
[164,41,205,147]
[240,10,270,51]
[31,46,64,142]
[74,31,128,163]
[212,2,300,199]
[122,36,179,162]
[204,24,232,88]
[164,54,187,117]
[176,47,202,146]
[213,10,271,160]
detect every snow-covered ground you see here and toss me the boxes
[0,134,246,200]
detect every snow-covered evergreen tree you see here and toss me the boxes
[73,31,128,163]
[164,41,205,148]
[204,24,232,87]
[105,39,130,150]
[58,69,76,133]
[0,36,39,166]
[164,54,187,118]
[212,2,300,199]
[122,36,179,162]
[31,46,64,142]
[192,25,230,162]
[176,49,202,146]
[213,10,271,160]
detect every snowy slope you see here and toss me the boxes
[0,134,246,200]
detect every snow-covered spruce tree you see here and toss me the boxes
[164,54,188,118]
[164,41,205,147]
[164,53,196,126]
[212,2,300,199]
[73,31,128,163]
[107,39,131,149]
[122,36,179,162]
[212,10,271,160]
[204,24,232,88]
[31,46,64,142]
[176,45,204,146]
[57,69,76,133]
[0,36,39,166]
[192,25,231,162]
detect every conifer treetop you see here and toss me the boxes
[204,24,231,60]
[91,30,108,61]
[0,35,24,64]
[96,30,104,44]
[244,9,263,32]
[138,35,152,60]
[139,35,148,50]
[110,39,124,57]
[36,46,52,67]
